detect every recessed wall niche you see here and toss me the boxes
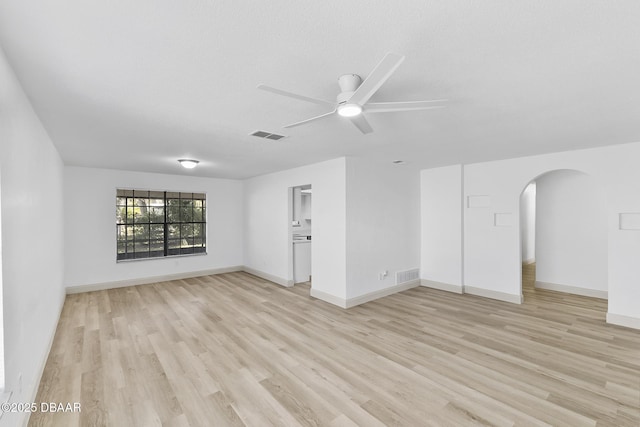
[619,213,640,230]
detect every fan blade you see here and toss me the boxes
[347,53,405,106]
[365,100,447,113]
[349,114,373,134]
[284,110,336,128]
[257,84,335,107]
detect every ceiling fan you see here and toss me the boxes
[257,53,446,134]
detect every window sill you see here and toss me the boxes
[116,252,208,263]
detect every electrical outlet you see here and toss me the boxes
[378,270,388,280]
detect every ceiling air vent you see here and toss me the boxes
[250,130,287,140]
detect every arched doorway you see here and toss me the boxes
[518,169,608,302]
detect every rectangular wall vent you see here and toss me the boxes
[250,130,287,140]
[396,268,420,285]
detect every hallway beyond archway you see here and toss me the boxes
[519,169,607,303]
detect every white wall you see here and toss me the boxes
[243,158,347,299]
[345,158,420,299]
[420,165,463,289]
[535,170,607,293]
[520,182,536,264]
[64,167,243,289]
[462,142,640,325]
[0,46,65,426]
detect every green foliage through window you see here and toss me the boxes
[116,189,206,260]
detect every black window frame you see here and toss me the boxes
[116,189,207,261]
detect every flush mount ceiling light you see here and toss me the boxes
[337,103,362,117]
[178,159,199,169]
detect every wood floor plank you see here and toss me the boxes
[30,264,640,426]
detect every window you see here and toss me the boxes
[116,189,206,261]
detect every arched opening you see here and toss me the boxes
[519,170,608,303]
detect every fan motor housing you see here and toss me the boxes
[338,74,362,93]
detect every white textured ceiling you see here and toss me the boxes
[1,1,639,179]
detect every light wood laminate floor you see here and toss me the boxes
[30,265,639,426]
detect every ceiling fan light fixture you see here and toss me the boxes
[337,103,362,117]
[259,53,443,135]
[178,159,199,169]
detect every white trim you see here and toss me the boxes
[464,286,523,304]
[310,289,347,308]
[535,281,608,299]
[22,288,66,426]
[345,280,420,308]
[242,266,294,288]
[606,313,640,330]
[420,279,463,294]
[65,266,243,294]
[310,281,420,309]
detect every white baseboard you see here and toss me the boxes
[310,289,347,308]
[606,313,640,330]
[310,280,420,309]
[421,280,522,304]
[535,281,608,299]
[65,266,244,294]
[22,288,66,426]
[345,280,420,308]
[522,258,535,265]
[242,266,294,288]
[465,286,523,304]
[420,279,463,294]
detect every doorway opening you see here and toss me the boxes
[519,182,537,298]
[0,173,4,391]
[288,185,312,286]
[519,170,608,304]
